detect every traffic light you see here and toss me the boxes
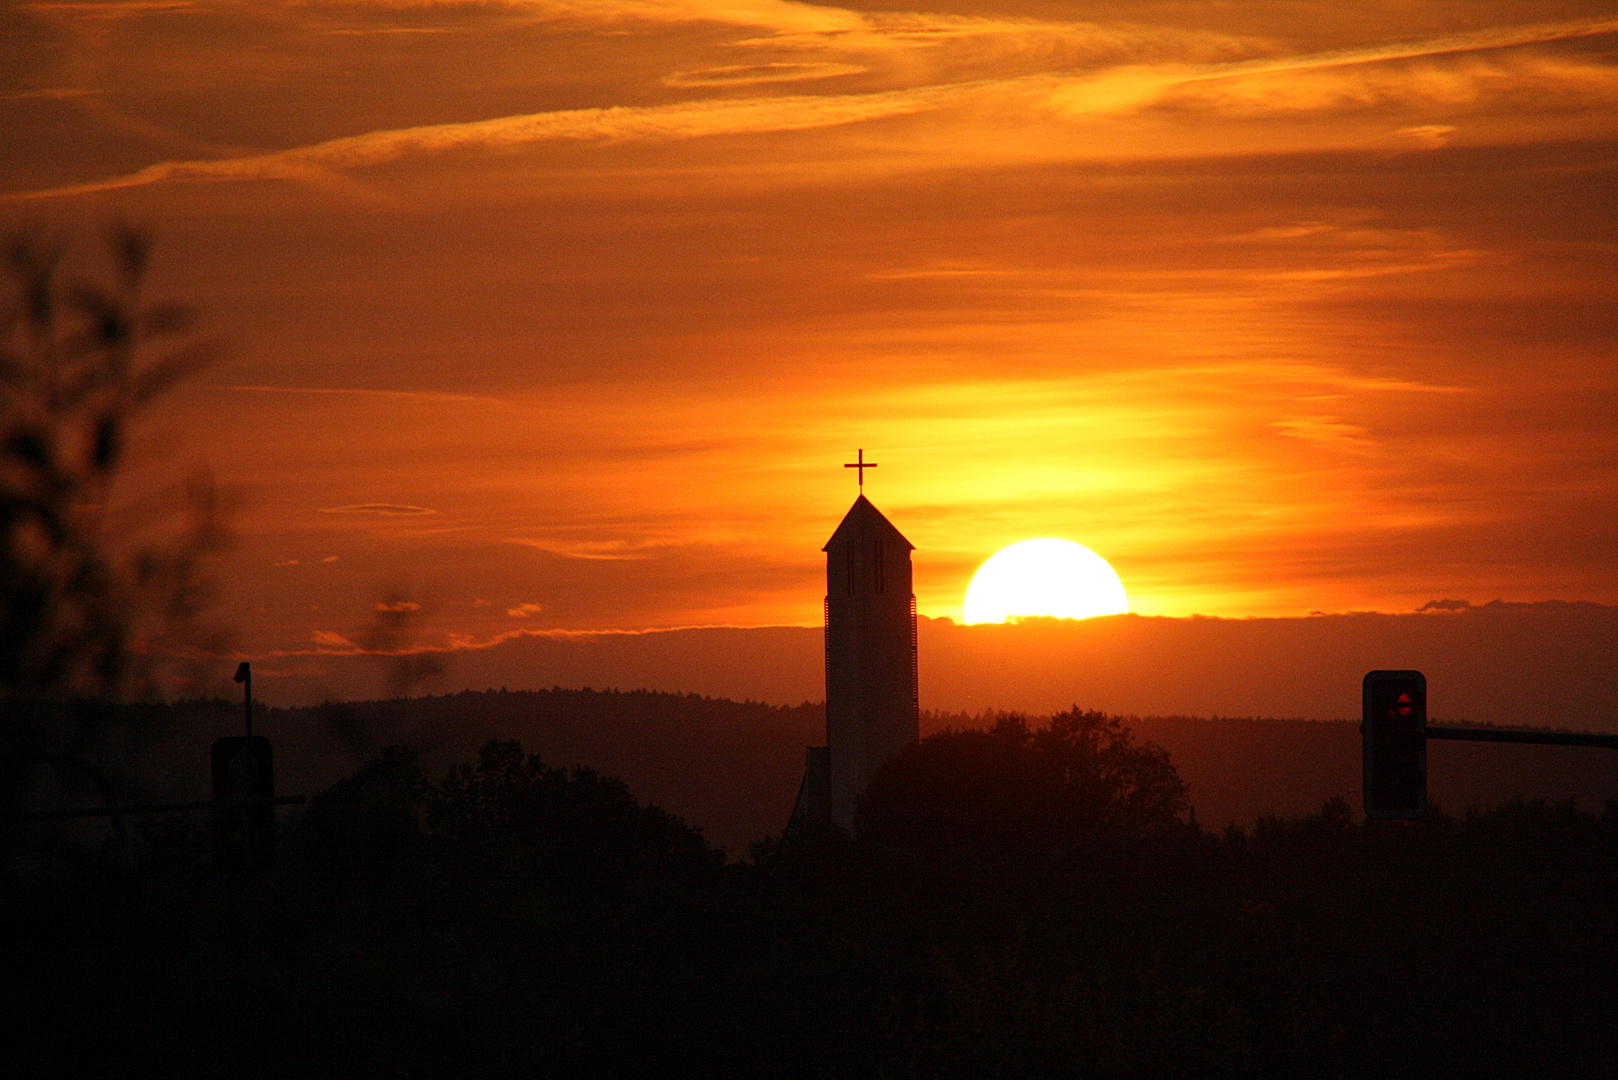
[212,735,275,869]
[1362,670,1426,820]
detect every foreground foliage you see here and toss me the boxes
[5,725,1617,1078]
[1,227,225,701]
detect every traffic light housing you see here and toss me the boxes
[212,735,275,869]
[1362,670,1426,820]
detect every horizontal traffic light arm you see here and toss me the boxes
[8,794,306,825]
[1426,726,1618,750]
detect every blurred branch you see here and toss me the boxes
[357,590,446,700]
[1,223,231,702]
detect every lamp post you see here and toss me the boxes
[234,661,252,736]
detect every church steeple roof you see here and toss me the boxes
[823,494,914,552]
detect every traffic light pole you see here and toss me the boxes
[1365,669,1618,821]
[1427,726,1618,750]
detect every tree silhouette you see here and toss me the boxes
[425,739,722,882]
[291,745,427,871]
[856,709,1189,851]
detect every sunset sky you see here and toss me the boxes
[5,0,1616,667]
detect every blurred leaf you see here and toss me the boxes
[92,415,120,471]
[0,354,30,386]
[102,222,150,285]
[5,427,50,470]
[129,338,220,407]
[0,226,231,703]
[141,303,194,336]
[66,284,129,347]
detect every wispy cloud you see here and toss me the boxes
[1269,415,1375,453]
[661,62,866,87]
[1046,16,1618,115]
[866,260,1019,281]
[319,503,437,516]
[290,622,806,658]
[505,538,661,561]
[1396,124,1458,148]
[13,13,1616,200]
[321,26,454,36]
[13,83,963,199]
[20,1,192,16]
[334,0,864,35]
[301,0,1271,61]
[221,384,501,404]
[311,629,357,649]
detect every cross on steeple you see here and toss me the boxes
[844,448,877,489]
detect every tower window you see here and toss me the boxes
[847,539,856,594]
[873,539,885,593]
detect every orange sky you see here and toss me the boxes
[4,0,1616,668]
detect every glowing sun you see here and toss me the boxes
[964,539,1129,624]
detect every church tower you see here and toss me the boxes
[793,481,919,832]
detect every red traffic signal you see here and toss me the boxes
[1362,670,1427,820]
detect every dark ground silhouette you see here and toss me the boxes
[19,688,1618,858]
[5,712,1617,1077]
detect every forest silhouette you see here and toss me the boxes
[6,715,1618,1076]
[27,687,1612,859]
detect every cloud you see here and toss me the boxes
[1226,223,1338,242]
[1047,16,1618,116]
[1397,124,1457,148]
[322,26,453,36]
[505,538,660,560]
[13,12,1616,201]
[2,88,97,101]
[1157,54,1618,119]
[318,503,437,515]
[277,621,806,661]
[661,62,866,88]
[345,0,864,35]
[311,630,357,649]
[223,384,502,404]
[303,0,1272,64]
[19,1,192,17]
[1179,14,1618,89]
[866,260,1018,281]
[376,599,422,612]
[1269,415,1374,453]
[13,84,964,199]
[506,602,545,617]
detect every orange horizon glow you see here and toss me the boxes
[6,0,1616,663]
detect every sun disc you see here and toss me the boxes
[964,539,1128,624]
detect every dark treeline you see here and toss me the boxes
[7,688,825,858]
[17,689,1618,859]
[6,709,1617,1077]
